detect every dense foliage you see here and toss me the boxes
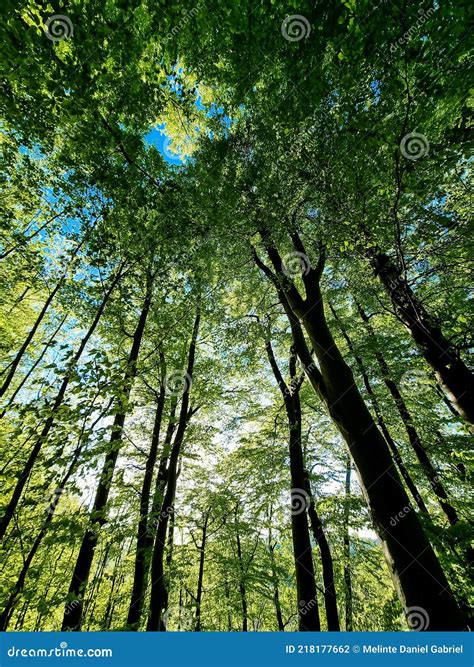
[0,0,472,632]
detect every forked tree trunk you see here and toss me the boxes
[254,231,467,630]
[62,276,153,631]
[147,307,200,631]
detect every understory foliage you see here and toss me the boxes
[0,0,472,632]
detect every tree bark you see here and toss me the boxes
[0,264,124,542]
[147,306,200,631]
[329,303,430,517]
[62,274,152,631]
[343,458,353,631]
[265,340,321,631]
[356,303,459,526]
[254,230,467,630]
[194,510,209,631]
[368,247,474,427]
[303,470,340,631]
[126,350,166,630]
[235,515,249,633]
[0,235,85,399]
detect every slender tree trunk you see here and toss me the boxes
[303,471,340,631]
[0,401,108,630]
[254,231,467,630]
[0,264,124,542]
[62,276,152,631]
[357,303,459,526]
[343,458,353,631]
[224,577,232,631]
[0,235,86,398]
[127,352,166,630]
[367,246,474,426]
[268,536,285,631]
[265,340,321,631]
[329,303,430,516]
[0,314,68,419]
[147,307,200,631]
[235,518,248,633]
[194,511,209,631]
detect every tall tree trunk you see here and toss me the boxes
[235,516,248,633]
[0,313,68,419]
[265,340,321,631]
[0,264,124,542]
[62,275,152,631]
[343,458,353,631]
[303,470,340,631]
[329,303,430,517]
[194,510,209,631]
[0,401,109,630]
[254,231,467,630]
[367,246,474,427]
[127,351,166,630]
[356,303,459,526]
[0,234,86,399]
[147,307,200,631]
[269,541,285,631]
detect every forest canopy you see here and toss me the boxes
[0,0,472,633]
